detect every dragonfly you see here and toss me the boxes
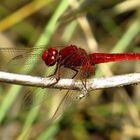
[42,44,140,81]
[1,44,140,121]
[39,44,140,119]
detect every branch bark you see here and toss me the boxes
[0,71,140,91]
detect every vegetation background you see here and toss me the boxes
[0,0,140,139]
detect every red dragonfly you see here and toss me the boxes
[1,44,140,120]
[42,44,140,81]
[41,44,140,120]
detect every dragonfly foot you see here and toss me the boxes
[47,75,60,86]
[76,92,89,100]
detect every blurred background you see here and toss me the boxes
[0,0,140,139]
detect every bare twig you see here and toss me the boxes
[0,71,140,91]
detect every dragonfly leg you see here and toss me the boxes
[69,67,78,79]
[68,67,89,100]
[47,64,61,86]
[79,78,89,98]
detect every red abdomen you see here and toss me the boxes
[89,53,140,65]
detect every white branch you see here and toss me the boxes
[0,71,140,91]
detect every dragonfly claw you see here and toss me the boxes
[47,75,60,86]
[76,92,89,100]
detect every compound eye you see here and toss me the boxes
[42,48,58,66]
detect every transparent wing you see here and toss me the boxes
[21,85,81,122]
[0,45,67,71]
[0,46,91,123]
[0,47,43,64]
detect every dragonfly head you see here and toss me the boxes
[42,48,59,66]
